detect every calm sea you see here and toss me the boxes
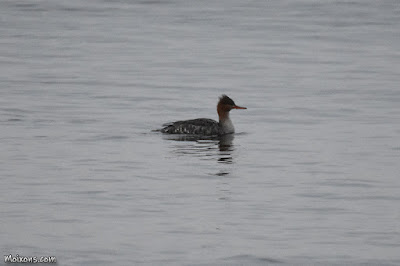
[1,0,399,265]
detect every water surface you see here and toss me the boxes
[1,0,399,265]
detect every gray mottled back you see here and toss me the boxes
[161,118,221,136]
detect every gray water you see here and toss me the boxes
[1,0,400,265]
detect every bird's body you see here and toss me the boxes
[161,95,246,136]
[161,118,221,135]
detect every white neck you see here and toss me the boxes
[219,115,235,134]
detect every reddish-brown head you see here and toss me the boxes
[217,95,247,119]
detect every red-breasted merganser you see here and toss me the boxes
[161,95,246,136]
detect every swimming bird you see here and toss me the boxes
[161,95,246,136]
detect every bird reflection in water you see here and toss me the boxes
[163,133,235,164]
[217,134,234,164]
